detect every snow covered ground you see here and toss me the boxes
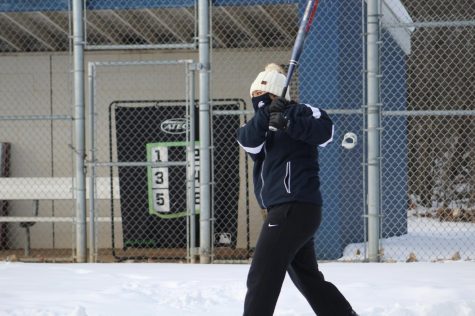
[1,261,474,316]
[341,216,475,262]
[1,215,474,315]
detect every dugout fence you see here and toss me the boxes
[0,0,474,263]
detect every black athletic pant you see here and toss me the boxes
[243,202,353,316]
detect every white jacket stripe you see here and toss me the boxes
[237,140,265,154]
[319,124,334,148]
[304,104,322,119]
[304,104,333,147]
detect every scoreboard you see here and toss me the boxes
[147,142,200,218]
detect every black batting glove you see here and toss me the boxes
[269,97,290,113]
[260,104,270,119]
[269,112,288,131]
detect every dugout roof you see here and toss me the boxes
[0,0,412,53]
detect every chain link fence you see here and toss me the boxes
[1,0,474,263]
[211,0,370,261]
[84,1,197,50]
[0,2,75,262]
[377,0,475,262]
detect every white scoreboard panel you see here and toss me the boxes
[147,141,199,218]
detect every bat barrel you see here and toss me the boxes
[281,0,318,96]
[271,0,319,131]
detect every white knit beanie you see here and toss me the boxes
[250,63,291,101]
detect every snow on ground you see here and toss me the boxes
[1,215,474,315]
[341,216,475,262]
[0,261,474,316]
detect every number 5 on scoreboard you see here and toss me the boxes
[153,190,170,213]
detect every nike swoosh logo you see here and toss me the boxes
[268,223,278,227]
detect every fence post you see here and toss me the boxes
[188,64,198,263]
[366,0,382,262]
[198,0,211,264]
[88,63,96,263]
[72,0,87,263]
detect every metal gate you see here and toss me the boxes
[87,59,197,262]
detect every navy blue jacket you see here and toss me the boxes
[237,101,334,209]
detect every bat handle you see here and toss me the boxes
[269,85,289,131]
[281,86,289,99]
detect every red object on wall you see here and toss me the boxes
[0,143,11,250]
